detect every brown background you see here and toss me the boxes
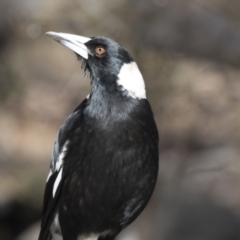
[1,0,240,239]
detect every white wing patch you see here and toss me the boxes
[53,168,63,197]
[46,169,53,182]
[56,141,69,171]
[117,62,146,99]
[46,140,69,182]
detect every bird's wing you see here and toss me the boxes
[38,168,64,240]
[38,106,83,240]
[38,131,67,240]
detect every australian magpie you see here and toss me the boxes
[38,32,159,240]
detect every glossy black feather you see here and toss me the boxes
[39,35,159,240]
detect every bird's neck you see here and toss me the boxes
[84,83,137,121]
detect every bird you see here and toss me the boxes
[38,31,159,240]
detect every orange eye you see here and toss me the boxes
[95,46,106,56]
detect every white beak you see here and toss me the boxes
[46,31,91,59]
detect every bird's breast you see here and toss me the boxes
[64,112,157,194]
[59,100,159,233]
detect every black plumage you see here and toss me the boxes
[39,32,159,240]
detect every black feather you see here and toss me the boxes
[39,34,159,240]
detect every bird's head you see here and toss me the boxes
[46,32,146,99]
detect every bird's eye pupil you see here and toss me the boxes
[95,46,106,56]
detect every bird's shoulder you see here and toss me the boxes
[50,99,88,171]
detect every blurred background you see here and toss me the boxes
[1,0,240,239]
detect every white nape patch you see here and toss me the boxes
[46,169,53,182]
[56,141,69,171]
[53,168,63,197]
[51,213,63,240]
[117,62,146,99]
